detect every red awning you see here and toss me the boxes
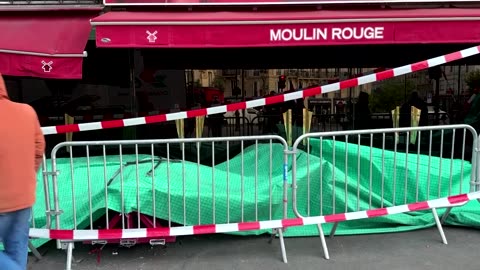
[0,12,95,79]
[91,8,480,48]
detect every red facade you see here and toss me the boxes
[1,1,480,78]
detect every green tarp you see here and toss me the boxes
[30,137,480,249]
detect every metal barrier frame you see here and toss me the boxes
[291,124,478,260]
[27,156,56,261]
[46,135,290,269]
[476,134,480,193]
[30,124,480,268]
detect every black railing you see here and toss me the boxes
[250,114,349,135]
[247,111,450,136]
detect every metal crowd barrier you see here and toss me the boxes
[42,135,290,269]
[27,157,54,261]
[291,124,478,259]
[29,125,480,269]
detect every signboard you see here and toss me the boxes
[309,98,332,105]
[104,0,466,6]
[92,7,480,47]
[270,27,385,42]
[95,19,480,47]
[95,23,397,47]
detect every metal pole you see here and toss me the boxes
[129,49,137,139]
[235,69,240,132]
[348,68,353,129]
[435,78,440,125]
[457,65,462,98]
[130,49,137,117]
[348,68,352,102]
[190,69,194,103]
[242,69,246,134]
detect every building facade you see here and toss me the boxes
[214,68,376,98]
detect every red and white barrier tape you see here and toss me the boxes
[345,67,387,79]
[29,191,480,240]
[40,45,480,136]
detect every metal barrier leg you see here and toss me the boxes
[29,240,42,260]
[329,222,338,238]
[317,224,330,260]
[268,229,277,244]
[277,228,288,263]
[432,208,448,245]
[440,207,452,224]
[65,242,74,270]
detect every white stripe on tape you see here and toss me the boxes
[124,117,146,126]
[166,112,188,121]
[79,122,102,132]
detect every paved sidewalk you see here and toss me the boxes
[28,226,479,270]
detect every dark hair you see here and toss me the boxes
[358,91,369,103]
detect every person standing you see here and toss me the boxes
[209,96,224,137]
[399,91,429,127]
[0,74,45,270]
[353,91,372,130]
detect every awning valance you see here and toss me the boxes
[91,8,480,48]
[0,12,96,79]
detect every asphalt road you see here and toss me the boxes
[28,226,480,270]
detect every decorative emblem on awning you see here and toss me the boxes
[41,60,53,73]
[146,30,158,43]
